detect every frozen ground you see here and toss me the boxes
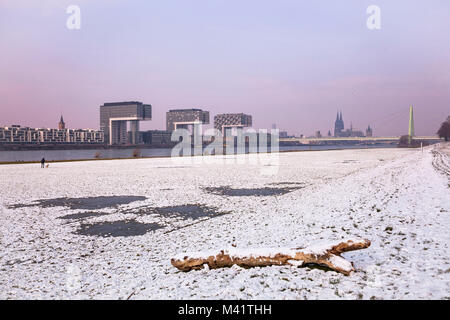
[0,144,449,299]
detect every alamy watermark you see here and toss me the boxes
[169,125,280,176]
[367,5,381,30]
[65,5,381,31]
[66,5,81,30]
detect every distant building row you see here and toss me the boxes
[1,104,375,145]
[1,102,254,146]
[0,125,104,144]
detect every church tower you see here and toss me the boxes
[58,115,66,130]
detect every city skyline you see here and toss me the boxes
[0,105,433,138]
[1,1,449,136]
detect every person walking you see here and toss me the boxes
[41,157,45,168]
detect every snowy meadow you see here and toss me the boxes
[0,144,449,299]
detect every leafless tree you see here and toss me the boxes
[437,116,450,141]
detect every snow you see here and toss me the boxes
[0,143,449,299]
[328,255,353,273]
[287,260,304,267]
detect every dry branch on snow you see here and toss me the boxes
[171,238,371,275]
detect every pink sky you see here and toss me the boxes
[0,0,449,136]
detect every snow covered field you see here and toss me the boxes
[0,144,449,299]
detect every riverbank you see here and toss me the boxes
[0,143,176,151]
[0,143,398,164]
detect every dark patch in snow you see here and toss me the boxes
[124,204,230,220]
[59,211,111,220]
[4,258,34,266]
[341,160,358,164]
[267,182,305,186]
[8,196,147,210]
[154,204,229,220]
[204,186,303,197]
[58,204,229,236]
[76,220,162,237]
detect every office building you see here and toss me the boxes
[166,108,209,131]
[100,101,152,145]
[214,113,252,132]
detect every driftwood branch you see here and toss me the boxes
[171,239,371,275]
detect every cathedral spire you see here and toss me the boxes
[58,115,66,130]
[334,110,344,137]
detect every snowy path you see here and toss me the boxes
[0,144,449,299]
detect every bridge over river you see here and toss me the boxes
[279,136,442,145]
